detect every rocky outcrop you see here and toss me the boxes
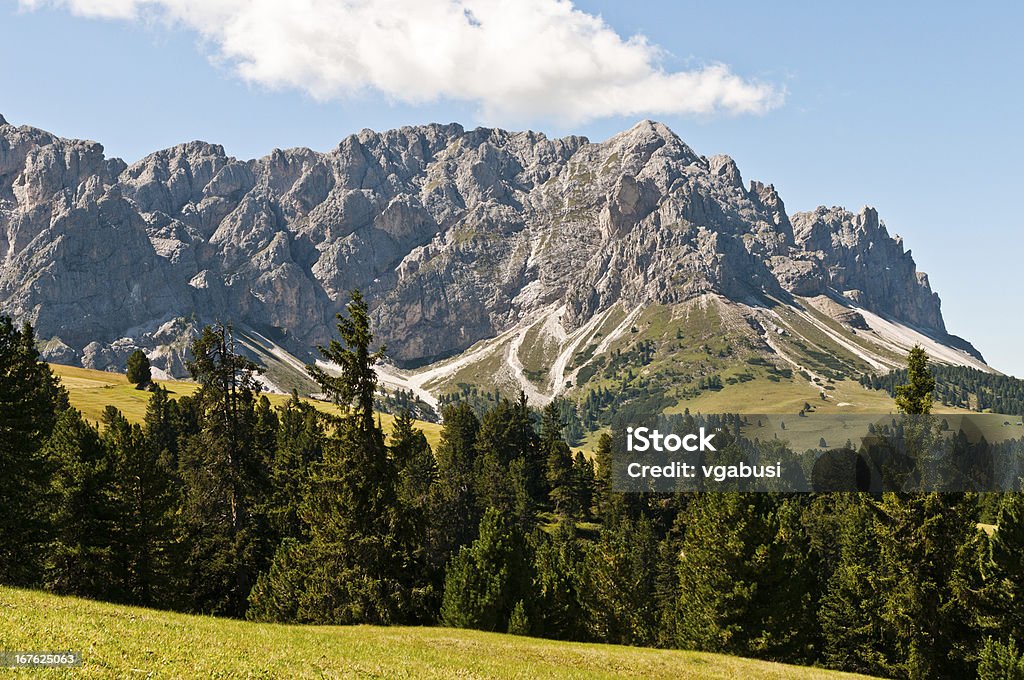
[791,206,944,331]
[0,114,969,373]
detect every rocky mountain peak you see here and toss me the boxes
[707,155,743,190]
[0,117,977,378]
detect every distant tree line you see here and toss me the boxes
[438,383,505,414]
[2,309,1023,678]
[375,386,437,422]
[862,363,1024,415]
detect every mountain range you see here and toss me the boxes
[0,113,992,409]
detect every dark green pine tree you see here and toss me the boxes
[592,432,614,518]
[675,493,815,662]
[654,512,687,649]
[101,407,178,608]
[872,491,983,679]
[818,494,888,675]
[866,345,984,679]
[391,410,436,514]
[126,349,152,387]
[265,394,324,542]
[305,290,382,432]
[177,322,272,617]
[474,395,541,524]
[430,401,482,570]
[895,345,935,416]
[546,443,575,516]
[540,401,562,450]
[570,451,595,520]
[276,290,414,624]
[987,490,1024,643]
[541,398,590,520]
[143,385,186,472]
[0,317,68,585]
[532,520,588,641]
[252,395,279,473]
[390,409,439,619]
[473,436,512,520]
[582,514,659,646]
[440,507,535,633]
[43,408,117,599]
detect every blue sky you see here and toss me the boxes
[2,1,1022,376]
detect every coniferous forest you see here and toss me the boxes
[862,364,1024,415]
[2,299,1023,679]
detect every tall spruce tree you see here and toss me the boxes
[390,409,439,619]
[391,410,435,514]
[654,512,687,649]
[532,520,588,641]
[988,490,1024,642]
[431,401,482,571]
[570,451,596,520]
[593,432,614,518]
[582,513,659,646]
[101,407,177,607]
[819,494,888,675]
[262,290,415,624]
[0,317,68,585]
[675,493,815,662]
[143,385,184,472]
[546,447,575,517]
[440,507,535,633]
[43,408,117,599]
[895,345,936,416]
[866,345,983,678]
[265,394,324,541]
[177,322,271,616]
[474,395,541,525]
[305,289,382,431]
[872,490,983,678]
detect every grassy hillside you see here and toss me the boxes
[396,294,1000,432]
[669,377,896,415]
[52,364,201,423]
[50,364,443,450]
[0,587,873,679]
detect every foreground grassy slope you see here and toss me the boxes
[50,364,443,450]
[0,587,873,679]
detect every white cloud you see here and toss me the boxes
[21,0,784,124]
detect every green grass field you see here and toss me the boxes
[50,364,443,450]
[0,587,874,679]
[664,374,1000,418]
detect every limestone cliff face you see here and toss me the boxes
[789,206,944,332]
[0,115,962,373]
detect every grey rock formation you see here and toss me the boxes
[0,114,974,374]
[791,206,944,331]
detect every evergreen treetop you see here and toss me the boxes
[895,345,935,415]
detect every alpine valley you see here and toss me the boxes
[0,114,994,415]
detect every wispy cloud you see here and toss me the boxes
[20,0,784,125]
